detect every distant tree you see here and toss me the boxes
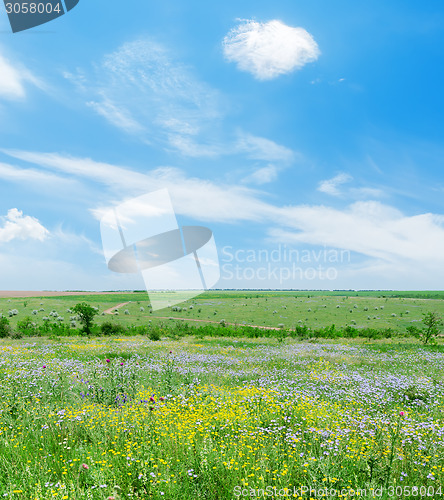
[72,302,98,335]
[420,312,443,344]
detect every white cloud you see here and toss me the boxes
[236,132,295,163]
[318,173,352,196]
[350,187,385,198]
[274,201,444,265]
[86,99,144,135]
[223,19,320,80]
[4,149,444,287]
[65,39,222,156]
[2,149,277,224]
[0,161,74,186]
[0,208,49,243]
[0,53,40,100]
[243,165,279,185]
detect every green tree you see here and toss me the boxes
[420,312,443,344]
[72,302,98,335]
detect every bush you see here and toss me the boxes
[100,321,125,336]
[17,316,38,336]
[0,317,11,338]
[148,328,161,341]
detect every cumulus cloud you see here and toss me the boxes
[223,19,320,80]
[0,208,49,243]
[318,173,353,196]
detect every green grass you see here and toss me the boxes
[2,291,444,333]
[0,335,444,498]
[0,291,444,498]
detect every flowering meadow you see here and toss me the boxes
[0,335,443,499]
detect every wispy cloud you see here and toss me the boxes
[0,161,76,186]
[2,149,277,223]
[318,173,353,196]
[0,208,49,243]
[65,39,223,156]
[223,19,320,80]
[274,201,444,266]
[242,165,279,185]
[4,149,444,283]
[236,132,296,163]
[0,52,40,100]
[86,99,145,135]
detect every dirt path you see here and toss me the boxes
[103,302,131,315]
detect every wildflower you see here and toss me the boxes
[150,396,155,402]
[81,463,89,470]
[120,362,124,366]
[159,396,165,401]
[108,497,115,500]
[106,359,110,363]
[399,411,405,417]
[43,365,46,369]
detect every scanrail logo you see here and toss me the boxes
[3,0,79,33]
[100,189,220,311]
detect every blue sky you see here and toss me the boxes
[0,0,444,291]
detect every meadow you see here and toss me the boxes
[0,291,443,499]
[2,290,444,334]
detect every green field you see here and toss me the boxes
[0,334,444,498]
[2,290,444,333]
[1,291,444,499]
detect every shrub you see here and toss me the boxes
[406,325,421,338]
[100,321,125,336]
[17,317,38,336]
[0,317,11,338]
[148,328,161,341]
